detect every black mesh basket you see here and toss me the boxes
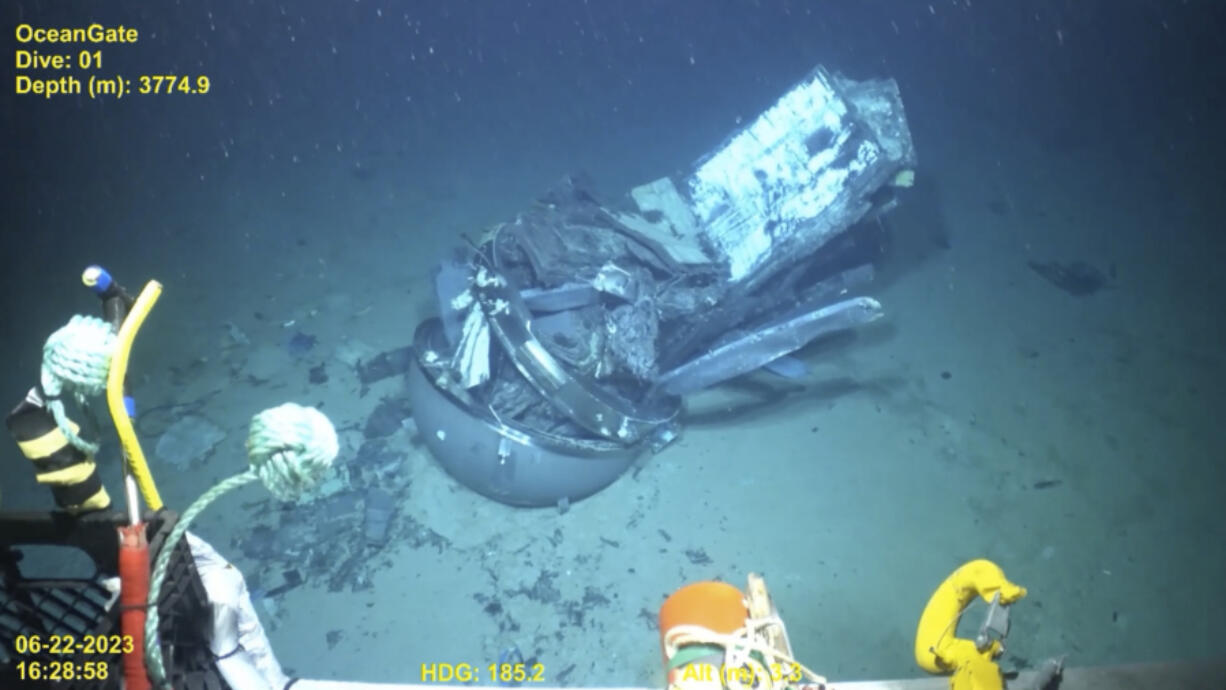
[0,510,228,689]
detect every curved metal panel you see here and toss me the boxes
[406,319,645,507]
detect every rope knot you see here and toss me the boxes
[246,403,338,501]
[40,314,117,454]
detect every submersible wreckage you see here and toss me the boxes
[412,65,913,507]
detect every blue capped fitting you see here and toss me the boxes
[82,265,113,294]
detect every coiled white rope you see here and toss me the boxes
[40,315,116,454]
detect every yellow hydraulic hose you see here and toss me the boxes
[105,280,164,511]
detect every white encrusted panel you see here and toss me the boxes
[629,177,698,238]
[836,74,916,166]
[782,137,880,221]
[687,68,852,281]
[614,177,709,265]
[450,305,491,389]
[701,205,768,279]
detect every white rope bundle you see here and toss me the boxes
[246,402,339,501]
[40,314,116,454]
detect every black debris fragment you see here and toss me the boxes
[519,570,561,604]
[364,396,413,438]
[263,568,303,597]
[328,552,370,592]
[560,600,585,627]
[481,598,503,616]
[1028,260,1112,296]
[353,438,405,477]
[325,629,342,650]
[473,592,520,633]
[357,346,414,384]
[364,488,396,547]
[287,331,318,357]
[685,548,712,565]
[582,587,610,607]
[400,513,450,552]
[638,608,656,629]
[309,363,328,384]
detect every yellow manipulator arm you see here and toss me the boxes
[914,559,1027,688]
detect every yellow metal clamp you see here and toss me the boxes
[915,559,1027,690]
